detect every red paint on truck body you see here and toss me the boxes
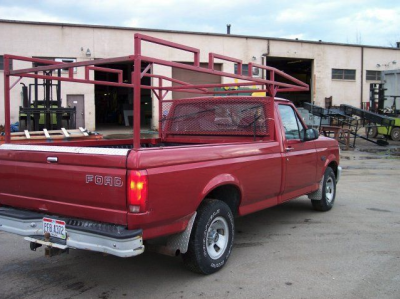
[0,35,339,243]
[0,100,340,240]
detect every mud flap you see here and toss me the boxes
[308,176,324,201]
[166,212,197,254]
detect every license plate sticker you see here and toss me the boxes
[43,218,67,240]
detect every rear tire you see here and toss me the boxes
[390,127,400,141]
[311,167,336,212]
[182,199,234,275]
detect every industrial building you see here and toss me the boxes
[0,19,399,131]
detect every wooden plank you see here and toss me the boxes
[10,129,83,136]
[43,129,51,139]
[10,134,89,141]
[61,128,70,137]
[6,128,97,141]
[79,127,89,136]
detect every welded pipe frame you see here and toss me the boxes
[3,33,309,147]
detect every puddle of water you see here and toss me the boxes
[359,148,400,156]
[341,155,399,160]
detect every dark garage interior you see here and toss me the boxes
[94,62,152,129]
[266,57,313,107]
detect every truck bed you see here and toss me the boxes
[0,137,281,233]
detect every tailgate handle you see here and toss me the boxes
[47,157,58,163]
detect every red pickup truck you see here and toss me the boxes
[0,35,341,274]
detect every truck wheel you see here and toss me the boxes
[390,127,400,141]
[311,167,336,212]
[182,199,234,274]
[365,126,377,138]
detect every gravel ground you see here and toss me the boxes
[0,149,399,299]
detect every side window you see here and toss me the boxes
[278,105,304,140]
[296,112,305,140]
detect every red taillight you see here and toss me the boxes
[127,170,148,213]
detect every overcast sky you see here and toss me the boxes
[0,0,399,47]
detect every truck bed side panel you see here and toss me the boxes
[127,142,283,239]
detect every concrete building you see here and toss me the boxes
[0,19,399,131]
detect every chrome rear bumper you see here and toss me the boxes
[0,207,144,258]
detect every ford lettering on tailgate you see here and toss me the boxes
[86,175,123,187]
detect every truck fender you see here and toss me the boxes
[309,154,338,201]
[162,175,241,256]
[316,152,338,180]
[199,173,241,204]
[323,153,339,176]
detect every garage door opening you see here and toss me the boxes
[95,62,151,130]
[266,57,313,107]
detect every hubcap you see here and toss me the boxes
[206,216,229,260]
[325,177,335,203]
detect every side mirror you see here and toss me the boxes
[303,128,319,141]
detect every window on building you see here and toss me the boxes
[332,69,356,80]
[32,57,77,73]
[234,64,260,77]
[0,55,13,71]
[366,70,381,81]
[55,58,77,73]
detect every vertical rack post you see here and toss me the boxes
[57,68,62,129]
[158,77,163,139]
[133,34,142,149]
[3,56,11,143]
[269,70,276,99]
[133,57,142,149]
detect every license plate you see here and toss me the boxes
[43,218,66,240]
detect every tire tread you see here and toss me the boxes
[311,167,336,212]
[182,199,233,274]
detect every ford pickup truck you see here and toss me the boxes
[0,34,341,274]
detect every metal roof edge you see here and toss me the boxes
[0,19,399,51]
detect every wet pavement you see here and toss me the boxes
[0,141,399,299]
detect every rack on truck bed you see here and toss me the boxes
[3,34,309,147]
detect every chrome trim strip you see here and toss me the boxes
[0,144,130,156]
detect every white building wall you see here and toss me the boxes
[1,21,399,131]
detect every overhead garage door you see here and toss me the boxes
[172,63,222,99]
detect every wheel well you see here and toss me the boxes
[328,161,338,178]
[205,185,241,216]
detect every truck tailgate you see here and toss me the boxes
[0,145,130,225]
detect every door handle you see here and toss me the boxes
[285,147,294,152]
[47,157,58,163]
